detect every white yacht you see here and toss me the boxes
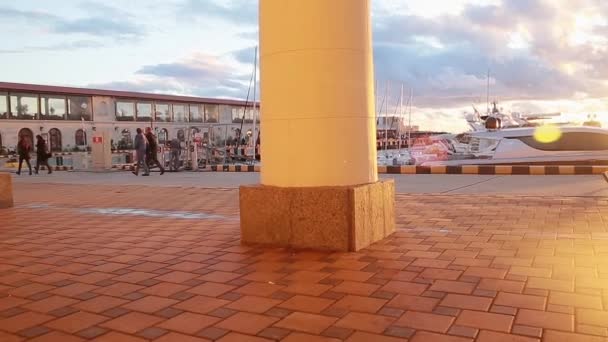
[423,126,608,166]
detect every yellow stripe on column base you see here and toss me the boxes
[430,166,447,174]
[228,165,237,172]
[254,165,262,172]
[401,166,417,174]
[591,166,608,174]
[558,165,575,175]
[529,166,545,175]
[495,166,513,175]
[377,165,387,174]
[461,165,479,174]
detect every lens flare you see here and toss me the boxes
[534,124,562,143]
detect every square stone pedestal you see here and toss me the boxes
[0,173,14,209]
[239,180,395,251]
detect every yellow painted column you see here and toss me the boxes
[259,0,378,187]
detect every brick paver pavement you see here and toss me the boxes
[1,183,608,341]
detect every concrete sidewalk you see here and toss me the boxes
[7,171,608,197]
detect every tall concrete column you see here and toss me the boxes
[240,0,395,251]
[259,0,377,187]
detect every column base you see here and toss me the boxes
[0,173,14,209]
[239,180,395,251]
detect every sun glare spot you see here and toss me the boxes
[534,124,562,144]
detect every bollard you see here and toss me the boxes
[0,172,14,209]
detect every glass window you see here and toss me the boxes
[232,106,243,123]
[155,103,171,122]
[10,93,38,120]
[189,105,203,122]
[158,128,168,144]
[116,101,135,121]
[41,96,66,120]
[0,93,7,119]
[0,93,9,119]
[67,96,92,121]
[75,129,87,146]
[205,104,219,123]
[136,102,152,122]
[173,104,187,122]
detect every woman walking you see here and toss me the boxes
[35,135,52,174]
[16,135,32,175]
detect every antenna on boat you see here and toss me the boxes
[384,81,390,153]
[486,69,490,115]
[250,46,258,160]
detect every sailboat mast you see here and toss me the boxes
[398,84,403,150]
[251,46,258,152]
[408,88,413,155]
[384,81,389,152]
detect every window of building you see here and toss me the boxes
[205,105,219,123]
[116,101,135,121]
[177,129,185,142]
[232,106,244,123]
[155,103,171,122]
[10,93,38,120]
[118,129,133,149]
[18,128,34,149]
[67,96,92,121]
[41,96,67,120]
[0,93,8,119]
[49,128,62,152]
[173,104,187,122]
[189,105,203,122]
[136,102,153,122]
[158,128,168,144]
[75,129,87,146]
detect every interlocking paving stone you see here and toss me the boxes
[2,183,608,341]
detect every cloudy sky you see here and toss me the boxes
[1,0,607,132]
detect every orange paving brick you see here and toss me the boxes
[278,295,335,313]
[456,310,514,332]
[386,293,440,312]
[90,331,148,342]
[28,331,85,342]
[216,332,272,342]
[72,295,129,313]
[335,312,395,333]
[576,308,608,328]
[430,280,476,294]
[515,309,574,331]
[214,312,279,335]
[549,292,604,309]
[100,312,164,334]
[542,330,608,342]
[395,311,455,333]
[494,292,546,310]
[282,332,341,342]
[153,332,211,342]
[476,330,540,342]
[157,312,220,334]
[172,296,230,314]
[274,312,338,334]
[441,294,493,311]
[409,331,473,342]
[0,311,54,333]
[21,296,80,314]
[225,295,282,314]
[345,331,405,342]
[121,296,179,313]
[381,280,427,295]
[140,282,190,297]
[45,311,109,333]
[331,295,388,313]
[187,282,236,297]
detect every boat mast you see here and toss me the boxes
[408,88,413,155]
[251,46,258,154]
[486,69,490,115]
[397,84,403,150]
[384,81,389,153]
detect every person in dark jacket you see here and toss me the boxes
[145,127,165,175]
[34,135,52,174]
[16,135,32,175]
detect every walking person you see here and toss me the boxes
[169,138,181,172]
[16,135,32,175]
[34,135,52,174]
[132,128,150,176]
[144,127,165,175]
